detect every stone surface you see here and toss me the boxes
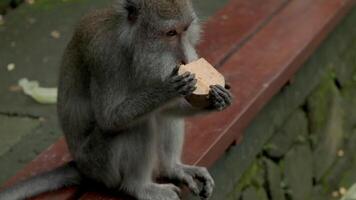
[264,158,286,200]
[264,109,308,158]
[309,77,344,181]
[0,115,40,158]
[338,130,356,189]
[307,76,340,146]
[342,85,356,137]
[330,9,356,88]
[312,185,331,200]
[323,128,356,191]
[208,158,265,200]
[241,187,268,200]
[283,144,313,200]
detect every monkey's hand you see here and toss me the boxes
[208,85,233,111]
[165,68,197,96]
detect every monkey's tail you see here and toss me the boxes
[0,161,81,200]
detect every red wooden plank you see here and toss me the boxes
[182,0,355,167]
[31,188,80,200]
[197,0,288,66]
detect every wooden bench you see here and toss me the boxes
[2,0,355,199]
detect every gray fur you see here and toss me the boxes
[0,0,232,199]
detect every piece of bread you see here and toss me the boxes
[178,58,225,107]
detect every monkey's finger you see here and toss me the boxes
[209,88,224,103]
[213,86,232,105]
[177,77,197,89]
[188,86,197,94]
[215,85,233,99]
[182,175,200,196]
[181,73,196,85]
[187,73,196,81]
[170,72,191,83]
[167,184,182,198]
[171,65,180,76]
[195,176,214,199]
[188,78,198,86]
[178,85,196,95]
[213,102,225,111]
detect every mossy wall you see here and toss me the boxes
[195,7,356,200]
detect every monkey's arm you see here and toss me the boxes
[92,84,174,132]
[91,71,197,132]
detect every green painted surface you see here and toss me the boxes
[0,115,40,157]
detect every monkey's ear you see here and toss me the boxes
[125,0,140,22]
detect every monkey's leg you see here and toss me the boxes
[76,123,181,200]
[157,116,215,199]
[118,123,184,200]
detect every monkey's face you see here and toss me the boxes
[125,0,201,65]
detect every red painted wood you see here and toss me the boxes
[197,0,288,66]
[3,0,355,199]
[31,188,80,200]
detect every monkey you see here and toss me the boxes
[0,0,232,199]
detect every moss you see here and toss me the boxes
[229,159,266,199]
[306,73,340,147]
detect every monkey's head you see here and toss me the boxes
[117,0,201,65]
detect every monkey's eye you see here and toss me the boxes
[183,26,189,32]
[166,30,178,37]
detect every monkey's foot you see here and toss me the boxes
[135,183,181,200]
[161,164,215,200]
